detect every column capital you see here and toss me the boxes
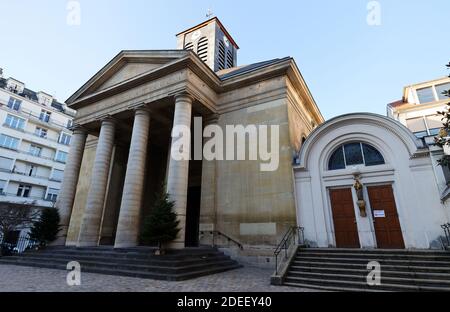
[69,124,88,135]
[96,114,118,125]
[128,103,151,116]
[173,91,195,103]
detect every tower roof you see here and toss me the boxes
[176,17,239,49]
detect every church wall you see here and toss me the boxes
[213,96,296,247]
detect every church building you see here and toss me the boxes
[56,17,324,261]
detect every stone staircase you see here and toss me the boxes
[0,246,242,281]
[281,248,450,291]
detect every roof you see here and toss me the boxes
[387,99,406,108]
[0,77,66,112]
[217,58,290,80]
[176,17,239,49]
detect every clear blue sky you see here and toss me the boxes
[0,0,449,119]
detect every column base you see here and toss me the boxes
[114,242,138,249]
[76,241,99,247]
[50,236,67,246]
[167,241,186,249]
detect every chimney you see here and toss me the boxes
[0,68,3,78]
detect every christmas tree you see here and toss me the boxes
[141,191,180,252]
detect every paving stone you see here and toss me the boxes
[0,264,313,292]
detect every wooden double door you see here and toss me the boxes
[329,185,404,249]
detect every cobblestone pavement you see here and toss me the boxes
[0,264,314,292]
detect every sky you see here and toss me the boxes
[0,0,449,120]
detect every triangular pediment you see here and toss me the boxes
[66,50,189,104]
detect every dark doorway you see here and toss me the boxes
[368,185,405,249]
[329,188,361,248]
[185,186,201,247]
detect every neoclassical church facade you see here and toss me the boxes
[56,18,324,257]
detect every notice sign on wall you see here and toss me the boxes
[373,210,386,218]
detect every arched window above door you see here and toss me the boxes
[328,142,385,171]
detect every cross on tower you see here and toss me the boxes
[206,8,213,18]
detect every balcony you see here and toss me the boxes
[0,192,55,208]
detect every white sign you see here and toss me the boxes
[373,210,386,218]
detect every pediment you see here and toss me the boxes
[67,50,189,104]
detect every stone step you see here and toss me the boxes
[296,251,450,261]
[1,256,237,274]
[19,252,231,266]
[0,259,242,281]
[293,256,450,267]
[283,276,450,292]
[291,261,450,274]
[288,266,450,282]
[0,247,242,280]
[31,249,222,260]
[298,248,450,256]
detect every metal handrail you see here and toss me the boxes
[199,230,244,250]
[274,226,304,275]
[441,223,450,249]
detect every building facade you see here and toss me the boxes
[58,18,324,262]
[0,69,76,238]
[294,78,450,250]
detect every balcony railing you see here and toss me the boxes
[0,192,57,203]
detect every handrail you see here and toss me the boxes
[199,230,244,250]
[274,226,304,275]
[441,223,450,250]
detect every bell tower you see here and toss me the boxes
[176,17,239,72]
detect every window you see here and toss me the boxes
[51,169,64,182]
[66,119,74,129]
[25,164,36,177]
[416,87,435,104]
[0,180,6,194]
[217,40,226,70]
[436,83,450,100]
[197,37,208,62]
[0,157,13,172]
[35,127,48,138]
[17,184,32,198]
[184,42,194,51]
[406,117,428,138]
[46,188,59,202]
[7,97,22,111]
[328,142,385,171]
[59,133,71,145]
[55,151,68,163]
[226,50,234,69]
[5,114,25,130]
[425,115,443,136]
[0,134,19,150]
[29,144,42,157]
[39,110,51,123]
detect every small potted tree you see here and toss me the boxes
[29,208,61,249]
[141,191,180,255]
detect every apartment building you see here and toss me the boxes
[0,68,76,215]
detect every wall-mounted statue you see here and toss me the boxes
[353,178,367,217]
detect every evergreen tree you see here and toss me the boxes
[29,208,61,246]
[141,192,180,251]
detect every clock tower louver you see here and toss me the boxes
[176,17,239,72]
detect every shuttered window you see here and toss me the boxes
[217,40,226,70]
[197,37,208,62]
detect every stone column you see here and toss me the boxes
[54,127,88,245]
[199,115,219,245]
[77,117,116,247]
[114,108,151,248]
[166,93,193,249]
